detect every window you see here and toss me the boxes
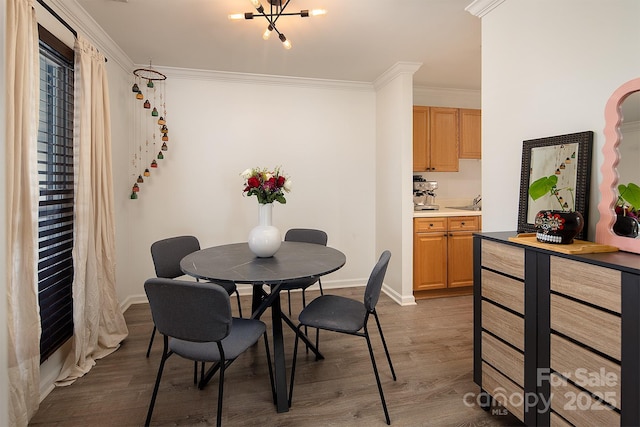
[37,25,74,361]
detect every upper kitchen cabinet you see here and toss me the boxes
[413,106,459,172]
[459,108,481,159]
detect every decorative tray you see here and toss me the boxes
[508,233,618,254]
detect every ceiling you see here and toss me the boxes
[75,0,481,90]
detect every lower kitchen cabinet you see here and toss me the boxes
[413,216,479,298]
[473,232,640,426]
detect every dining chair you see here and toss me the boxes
[147,235,243,358]
[288,250,396,425]
[280,228,327,313]
[144,278,274,427]
[279,228,328,350]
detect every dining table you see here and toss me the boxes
[180,241,346,413]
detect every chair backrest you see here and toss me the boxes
[364,250,391,312]
[284,228,328,246]
[150,235,201,278]
[144,277,232,343]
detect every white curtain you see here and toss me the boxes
[56,35,128,385]
[5,0,42,425]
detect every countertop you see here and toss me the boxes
[413,207,482,218]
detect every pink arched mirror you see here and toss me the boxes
[596,77,640,253]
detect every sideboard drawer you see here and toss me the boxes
[550,333,620,409]
[482,331,524,387]
[481,240,524,280]
[482,300,524,351]
[550,373,620,426]
[550,256,621,314]
[481,269,524,315]
[482,362,524,423]
[550,294,621,361]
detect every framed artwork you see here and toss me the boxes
[517,131,594,240]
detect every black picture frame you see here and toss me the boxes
[517,131,594,240]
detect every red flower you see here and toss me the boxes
[277,175,286,187]
[247,176,260,188]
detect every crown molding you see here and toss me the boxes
[465,0,507,18]
[373,62,422,90]
[45,0,134,72]
[148,65,375,92]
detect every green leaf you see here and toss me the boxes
[619,183,640,210]
[529,175,558,200]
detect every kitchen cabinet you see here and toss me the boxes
[413,216,479,298]
[459,108,481,159]
[413,106,459,172]
[474,232,640,426]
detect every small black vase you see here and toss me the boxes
[534,210,584,244]
[613,215,639,238]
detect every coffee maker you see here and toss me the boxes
[413,176,439,210]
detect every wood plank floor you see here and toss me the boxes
[29,288,523,426]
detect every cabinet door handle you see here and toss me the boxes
[461,222,465,226]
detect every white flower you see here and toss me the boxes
[240,168,253,179]
[283,178,293,192]
[265,172,273,180]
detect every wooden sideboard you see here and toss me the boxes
[473,232,640,426]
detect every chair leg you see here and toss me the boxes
[364,326,391,425]
[235,291,243,318]
[288,324,303,408]
[372,309,396,381]
[263,332,276,404]
[146,325,156,358]
[217,359,225,427]
[145,335,170,426]
[287,290,292,315]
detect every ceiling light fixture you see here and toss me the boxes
[229,0,326,50]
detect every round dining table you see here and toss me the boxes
[180,241,346,413]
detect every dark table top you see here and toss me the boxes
[180,241,346,284]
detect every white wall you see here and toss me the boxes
[375,63,421,305]
[480,0,640,240]
[116,68,379,305]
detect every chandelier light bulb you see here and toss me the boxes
[263,26,273,40]
[228,13,244,20]
[279,33,292,49]
[310,9,327,16]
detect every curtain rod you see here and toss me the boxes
[36,0,108,62]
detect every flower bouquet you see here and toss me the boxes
[241,167,292,204]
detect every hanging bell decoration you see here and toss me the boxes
[151,107,159,117]
[132,183,140,192]
[136,90,144,100]
[161,142,168,151]
[157,151,164,160]
[137,175,144,183]
[157,117,166,125]
[160,125,168,134]
[132,83,140,92]
[150,160,158,168]
[130,191,138,200]
[162,134,168,141]
[147,80,154,88]
[143,100,151,109]
[144,168,151,177]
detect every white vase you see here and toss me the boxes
[248,203,282,257]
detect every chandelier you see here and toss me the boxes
[229,0,327,49]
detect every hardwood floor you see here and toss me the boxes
[29,288,522,426]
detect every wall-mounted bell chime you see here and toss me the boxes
[130,62,173,199]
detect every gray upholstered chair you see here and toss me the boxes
[143,278,274,427]
[280,228,328,313]
[288,250,396,425]
[147,235,243,358]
